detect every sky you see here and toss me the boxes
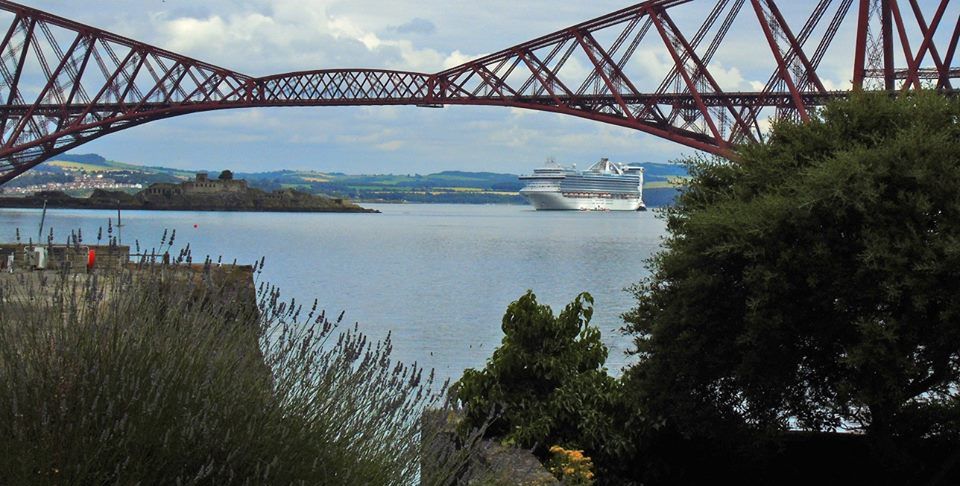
[9,1,956,174]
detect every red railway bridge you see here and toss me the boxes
[0,0,957,185]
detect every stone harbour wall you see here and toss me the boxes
[0,244,130,272]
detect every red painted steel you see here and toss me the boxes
[0,0,957,185]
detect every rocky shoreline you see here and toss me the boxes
[0,189,379,213]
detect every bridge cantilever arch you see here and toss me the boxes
[0,0,957,185]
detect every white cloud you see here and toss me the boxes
[375,140,404,151]
[394,18,436,35]
[442,50,481,70]
[631,49,672,87]
[328,16,379,49]
[204,109,283,129]
[358,106,400,121]
[334,128,399,145]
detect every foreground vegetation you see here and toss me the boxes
[0,255,474,484]
[4,92,956,484]
[458,93,960,485]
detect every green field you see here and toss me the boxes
[46,160,119,172]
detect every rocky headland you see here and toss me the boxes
[0,170,378,213]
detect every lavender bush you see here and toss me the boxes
[0,238,477,485]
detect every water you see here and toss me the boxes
[0,204,666,381]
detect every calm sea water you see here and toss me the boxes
[0,204,666,381]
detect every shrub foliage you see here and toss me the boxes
[623,93,960,442]
[0,256,466,485]
[455,291,621,460]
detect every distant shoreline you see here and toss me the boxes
[0,193,379,214]
[0,196,682,210]
[356,199,526,205]
[0,202,379,214]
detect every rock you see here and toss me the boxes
[420,409,558,486]
[467,441,559,486]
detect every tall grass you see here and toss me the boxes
[0,249,477,485]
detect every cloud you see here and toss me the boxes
[203,110,284,130]
[166,6,214,21]
[327,15,476,72]
[375,140,405,151]
[334,128,399,145]
[707,63,762,92]
[442,50,480,70]
[393,18,437,35]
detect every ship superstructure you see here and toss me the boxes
[519,158,645,211]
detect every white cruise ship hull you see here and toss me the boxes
[519,158,646,211]
[520,189,644,211]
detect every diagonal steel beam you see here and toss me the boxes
[647,6,726,146]
[750,0,810,121]
[900,0,950,91]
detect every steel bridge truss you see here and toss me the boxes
[0,0,957,184]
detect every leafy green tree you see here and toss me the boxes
[623,92,960,445]
[455,291,622,459]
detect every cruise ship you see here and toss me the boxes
[519,158,646,211]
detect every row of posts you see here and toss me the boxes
[1,245,106,273]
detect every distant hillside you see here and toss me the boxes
[644,187,681,208]
[236,169,527,204]
[8,154,689,206]
[55,153,110,165]
[46,154,194,179]
[641,162,690,183]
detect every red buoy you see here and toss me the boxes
[87,249,96,270]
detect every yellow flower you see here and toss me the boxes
[567,450,584,461]
[549,445,564,454]
[563,467,575,476]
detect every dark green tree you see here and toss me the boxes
[623,93,960,445]
[455,291,622,459]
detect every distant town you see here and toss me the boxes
[3,172,143,195]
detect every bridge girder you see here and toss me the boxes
[0,0,957,184]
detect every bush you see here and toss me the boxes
[0,252,468,485]
[455,291,623,476]
[621,92,960,482]
[545,445,595,485]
